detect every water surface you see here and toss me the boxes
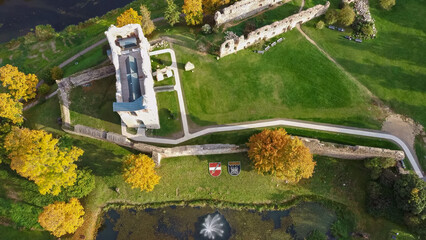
[0,0,133,42]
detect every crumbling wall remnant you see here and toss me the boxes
[214,0,287,26]
[219,2,330,58]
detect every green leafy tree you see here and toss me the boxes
[380,0,396,10]
[361,24,374,37]
[59,169,95,199]
[338,5,355,26]
[394,173,426,215]
[165,0,181,26]
[50,66,63,81]
[325,9,338,25]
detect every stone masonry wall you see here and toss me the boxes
[219,2,330,58]
[67,125,404,166]
[214,0,287,26]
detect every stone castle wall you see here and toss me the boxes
[219,2,330,58]
[214,0,287,26]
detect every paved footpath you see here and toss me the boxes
[131,118,424,179]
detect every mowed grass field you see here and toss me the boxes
[302,0,426,127]
[172,29,382,129]
[69,75,122,133]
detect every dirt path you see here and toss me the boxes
[296,21,424,177]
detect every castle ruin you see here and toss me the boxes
[214,0,289,26]
[219,2,330,58]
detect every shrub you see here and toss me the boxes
[201,24,212,34]
[23,32,37,45]
[35,24,56,41]
[325,9,338,25]
[50,66,63,81]
[331,220,351,239]
[361,24,374,37]
[37,83,51,96]
[316,20,325,29]
[307,229,327,240]
[59,169,95,199]
[338,5,355,26]
[380,0,396,10]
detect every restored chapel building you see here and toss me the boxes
[105,24,160,129]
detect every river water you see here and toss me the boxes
[0,0,133,43]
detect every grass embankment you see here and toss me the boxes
[167,28,382,129]
[69,76,122,133]
[301,0,426,127]
[62,43,109,77]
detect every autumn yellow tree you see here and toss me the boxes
[182,0,203,25]
[247,128,316,183]
[38,198,85,237]
[0,93,23,124]
[140,5,156,35]
[4,127,84,195]
[0,64,38,101]
[202,0,230,14]
[123,154,160,192]
[116,8,142,27]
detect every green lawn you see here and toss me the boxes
[62,43,109,77]
[301,0,426,127]
[69,76,122,133]
[148,91,183,137]
[0,225,54,240]
[170,28,382,129]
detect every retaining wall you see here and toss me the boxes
[219,2,330,58]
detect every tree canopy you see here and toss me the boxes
[165,0,181,26]
[380,0,396,10]
[338,5,355,26]
[123,154,160,192]
[0,64,38,101]
[394,173,426,215]
[140,5,156,35]
[182,0,203,26]
[325,9,338,25]
[116,8,142,27]
[0,93,23,124]
[38,198,85,237]
[247,128,316,183]
[202,0,231,14]
[4,127,84,195]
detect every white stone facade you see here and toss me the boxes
[105,24,160,129]
[214,0,288,26]
[219,2,330,58]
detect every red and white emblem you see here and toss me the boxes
[209,162,221,177]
